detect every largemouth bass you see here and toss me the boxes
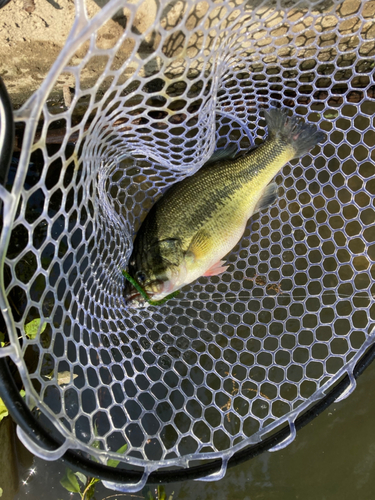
[125,106,325,306]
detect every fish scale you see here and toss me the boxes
[135,141,292,248]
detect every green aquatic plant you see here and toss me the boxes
[145,485,174,500]
[24,317,47,339]
[59,478,174,500]
[0,316,46,347]
[60,443,128,499]
[0,316,39,423]
[0,390,25,424]
[122,270,180,305]
[0,399,8,425]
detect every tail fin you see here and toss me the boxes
[264,106,326,158]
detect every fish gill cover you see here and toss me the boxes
[0,0,374,492]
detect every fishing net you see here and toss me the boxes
[0,0,374,492]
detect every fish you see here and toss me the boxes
[124,106,326,306]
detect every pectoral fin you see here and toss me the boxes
[203,260,228,276]
[187,229,214,261]
[187,231,228,277]
[254,182,279,213]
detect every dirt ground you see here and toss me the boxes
[1,0,74,108]
[0,0,134,108]
[0,0,371,110]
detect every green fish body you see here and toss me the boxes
[125,107,325,306]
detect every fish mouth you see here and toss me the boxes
[124,278,171,307]
[125,291,150,307]
[125,288,156,307]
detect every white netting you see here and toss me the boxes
[0,0,374,491]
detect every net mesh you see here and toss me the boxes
[1,0,375,491]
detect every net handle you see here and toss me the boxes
[0,76,14,188]
[1,342,375,485]
[0,0,13,9]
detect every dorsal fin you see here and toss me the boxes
[204,145,238,166]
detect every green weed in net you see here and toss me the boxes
[122,270,180,305]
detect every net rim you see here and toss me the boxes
[0,76,14,187]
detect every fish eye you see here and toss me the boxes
[136,271,146,283]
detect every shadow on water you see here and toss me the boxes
[0,418,33,500]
